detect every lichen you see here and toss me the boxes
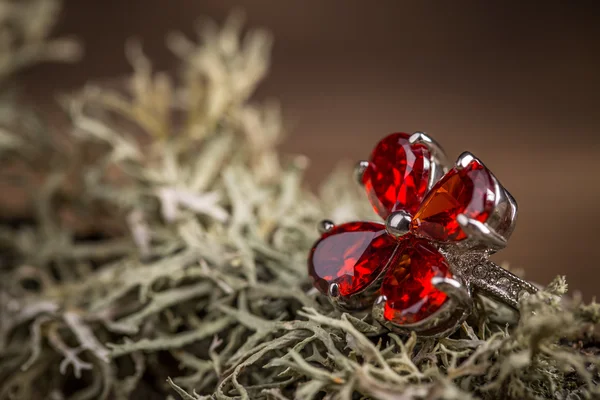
[0,2,598,399]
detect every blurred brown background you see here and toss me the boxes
[21,1,600,295]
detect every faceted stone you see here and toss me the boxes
[363,132,431,219]
[381,238,452,324]
[411,159,495,241]
[308,222,398,297]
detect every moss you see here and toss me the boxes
[0,2,598,399]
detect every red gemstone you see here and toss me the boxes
[411,159,496,241]
[381,238,452,324]
[363,132,431,219]
[308,222,397,297]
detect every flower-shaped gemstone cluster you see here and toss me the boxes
[308,132,508,327]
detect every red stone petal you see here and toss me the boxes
[363,132,431,219]
[411,159,496,241]
[308,222,397,297]
[381,238,452,324]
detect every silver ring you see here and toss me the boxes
[307,131,538,338]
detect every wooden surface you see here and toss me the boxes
[20,0,600,296]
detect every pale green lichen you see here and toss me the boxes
[0,2,598,399]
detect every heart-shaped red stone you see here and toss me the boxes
[363,133,431,218]
[381,238,452,324]
[308,221,397,297]
[411,158,496,241]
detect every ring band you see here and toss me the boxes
[455,257,538,310]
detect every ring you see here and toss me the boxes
[307,131,538,338]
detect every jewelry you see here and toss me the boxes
[308,132,538,338]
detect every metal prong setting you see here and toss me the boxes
[385,210,412,239]
[431,276,471,307]
[409,131,450,190]
[354,160,369,185]
[455,151,477,170]
[371,274,473,338]
[375,295,387,305]
[449,153,518,252]
[456,214,507,250]
[318,220,335,234]
[409,132,447,158]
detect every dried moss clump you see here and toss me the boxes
[0,2,599,399]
